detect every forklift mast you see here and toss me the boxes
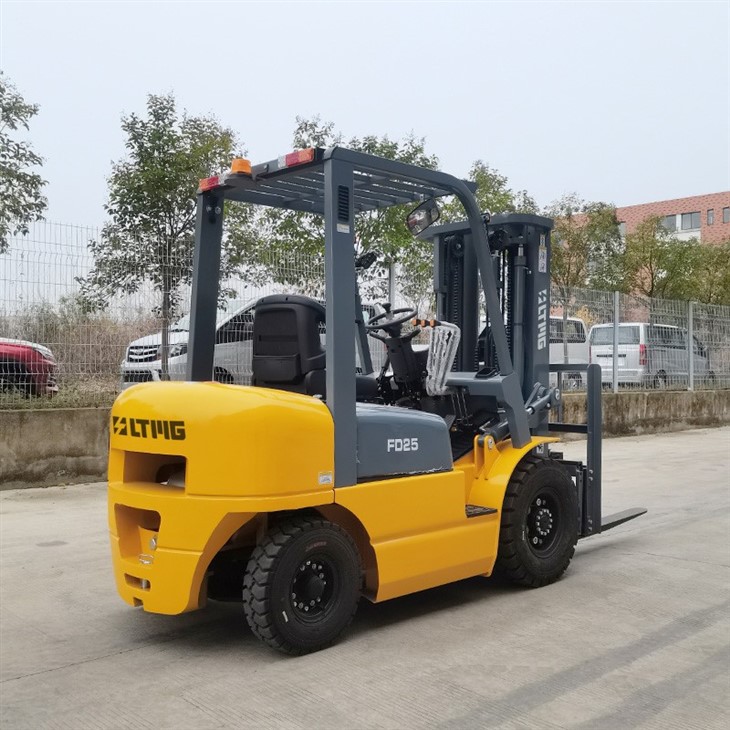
[431,214,553,407]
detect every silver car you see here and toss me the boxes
[589,322,713,388]
[121,300,384,389]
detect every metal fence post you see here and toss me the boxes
[688,300,694,391]
[388,261,397,306]
[612,290,619,394]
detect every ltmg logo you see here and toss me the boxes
[112,416,186,440]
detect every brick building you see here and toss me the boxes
[616,192,730,244]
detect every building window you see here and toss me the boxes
[660,215,676,232]
[707,209,714,225]
[681,212,700,231]
[724,207,730,224]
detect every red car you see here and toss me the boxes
[0,338,59,397]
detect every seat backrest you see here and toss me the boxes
[252,294,326,388]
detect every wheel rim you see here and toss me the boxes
[289,554,337,622]
[526,490,561,556]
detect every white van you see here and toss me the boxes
[588,322,713,388]
[121,300,383,389]
[549,316,589,390]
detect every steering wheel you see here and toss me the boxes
[365,307,418,332]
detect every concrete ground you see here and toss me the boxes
[1,428,728,729]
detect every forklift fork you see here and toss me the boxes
[549,363,646,538]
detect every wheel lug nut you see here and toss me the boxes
[319,573,324,578]
[532,537,538,544]
[310,600,315,606]
[304,606,309,612]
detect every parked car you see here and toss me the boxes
[588,322,714,388]
[0,337,59,397]
[121,299,385,389]
[549,316,589,390]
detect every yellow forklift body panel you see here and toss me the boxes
[107,382,558,614]
[107,382,335,613]
[335,469,494,601]
[335,435,556,601]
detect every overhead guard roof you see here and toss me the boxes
[203,146,477,215]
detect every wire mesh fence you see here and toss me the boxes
[1,221,728,409]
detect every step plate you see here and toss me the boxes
[465,504,498,518]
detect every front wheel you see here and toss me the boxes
[495,455,578,588]
[243,516,362,655]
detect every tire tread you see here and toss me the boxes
[242,516,361,655]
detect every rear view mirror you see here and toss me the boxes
[355,250,379,270]
[406,199,440,236]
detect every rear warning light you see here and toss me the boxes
[198,175,220,192]
[639,343,647,365]
[279,148,315,169]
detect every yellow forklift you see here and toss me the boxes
[107,147,645,654]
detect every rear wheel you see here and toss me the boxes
[243,516,362,655]
[495,455,578,588]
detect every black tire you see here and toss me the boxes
[243,516,362,655]
[495,455,579,588]
[0,361,32,397]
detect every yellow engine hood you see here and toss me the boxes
[109,382,334,498]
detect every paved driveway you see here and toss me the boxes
[1,427,729,729]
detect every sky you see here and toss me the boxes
[1,0,729,227]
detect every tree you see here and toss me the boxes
[693,240,730,305]
[227,116,441,310]
[228,122,541,313]
[78,94,244,377]
[442,160,538,220]
[546,194,623,366]
[623,216,691,299]
[0,72,47,253]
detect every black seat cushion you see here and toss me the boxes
[252,295,325,387]
[252,294,378,401]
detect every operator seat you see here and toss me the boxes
[251,294,378,400]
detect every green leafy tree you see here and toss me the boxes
[442,160,538,220]
[78,94,244,376]
[227,116,441,310]
[623,216,690,299]
[546,194,624,365]
[629,231,730,305]
[228,122,540,313]
[0,72,47,253]
[693,240,730,305]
